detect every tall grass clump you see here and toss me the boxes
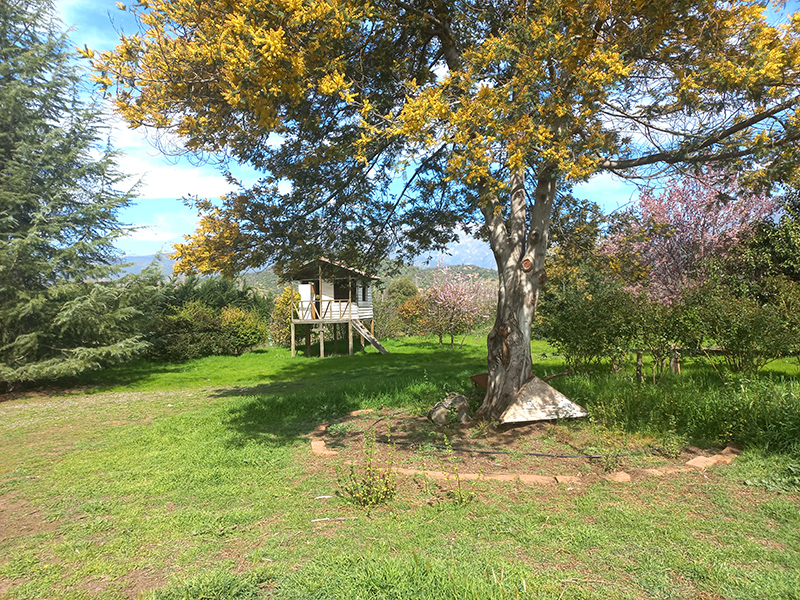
[559,374,800,455]
[264,553,539,600]
[337,428,396,508]
[149,568,272,600]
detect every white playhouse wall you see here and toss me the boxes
[357,285,373,320]
[297,280,373,320]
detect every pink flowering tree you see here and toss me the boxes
[603,172,779,304]
[424,268,496,349]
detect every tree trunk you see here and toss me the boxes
[475,168,556,421]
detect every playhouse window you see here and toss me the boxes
[333,282,350,300]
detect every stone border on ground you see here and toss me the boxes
[308,412,741,484]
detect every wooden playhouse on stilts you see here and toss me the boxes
[287,257,387,357]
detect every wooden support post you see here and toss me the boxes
[306,327,310,357]
[291,321,296,357]
[370,319,375,337]
[670,352,680,375]
[333,323,339,355]
[636,351,643,383]
[348,321,354,355]
[317,264,323,325]
[319,325,325,358]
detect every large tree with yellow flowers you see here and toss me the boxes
[96,0,800,419]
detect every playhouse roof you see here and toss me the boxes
[287,257,378,282]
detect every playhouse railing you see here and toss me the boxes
[294,300,355,320]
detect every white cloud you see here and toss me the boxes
[420,229,494,269]
[119,155,240,201]
[99,109,256,200]
[116,208,199,256]
[126,214,198,243]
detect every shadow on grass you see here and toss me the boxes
[213,348,484,449]
[0,358,201,398]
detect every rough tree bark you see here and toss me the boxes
[475,168,556,421]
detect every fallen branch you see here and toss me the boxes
[542,371,571,382]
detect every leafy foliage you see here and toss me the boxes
[397,294,429,337]
[139,275,273,361]
[372,296,402,340]
[163,274,273,315]
[0,0,153,387]
[714,190,800,298]
[679,279,798,374]
[150,300,269,361]
[95,0,800,277]
[756,189,800,282]
[548,193,606,268]
[538,267,640,372]
[373,278,420,338]
[95,0,800,417]
[541,264,799,376]
[269,286,301,347]
[220,305,271,350]
[602,172,778,303]
[386,277,419,306]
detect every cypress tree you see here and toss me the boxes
[0,0,151,388]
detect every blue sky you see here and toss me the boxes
[55,0,640,266]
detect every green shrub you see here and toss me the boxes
[538,268,640,372]
[636,299,680,382]
[386,277,419,305]
[220,306,269,350]
[164,274,273,314]
[269,286,301,347]
[373,297,402,339]
[150,300,269,361]
[679,281,797,374]
[397,294,429,336]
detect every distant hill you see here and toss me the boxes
[390,263,497,292]
[117,257,497,297]
[241,267,284,294]
[117,254,176,276]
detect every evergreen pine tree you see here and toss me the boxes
[0,0,152,388]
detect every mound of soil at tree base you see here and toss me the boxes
[313,409,738,486]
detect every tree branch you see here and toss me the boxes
[602,95,800,170]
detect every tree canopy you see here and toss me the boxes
[95,0,800,417]
[95,0,800,273]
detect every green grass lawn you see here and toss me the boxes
[1,337,799,599]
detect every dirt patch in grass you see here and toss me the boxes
[319,408,727,485]
[0,491,58,542]
[118,567,169,598]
